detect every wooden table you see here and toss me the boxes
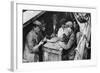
[43,39,63,61]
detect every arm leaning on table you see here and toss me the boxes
[63,33,75,50]
[59,32,76,60]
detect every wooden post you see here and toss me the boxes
[53,14,57,36]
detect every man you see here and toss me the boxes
[58,21,76,60]
[23,20,45,62]
[74,13,91,59]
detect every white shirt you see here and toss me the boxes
[57,27,64,38]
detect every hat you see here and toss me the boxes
[33,20,42,26]
[65,21,73,27]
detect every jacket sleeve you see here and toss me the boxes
[64,33,75,50]
[26,32,35,51]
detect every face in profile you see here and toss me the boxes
[61,24,65,29]
[34,26,40,33]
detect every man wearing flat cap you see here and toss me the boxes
[23,20,46,62]
[58,21,76,60]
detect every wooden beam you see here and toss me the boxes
[23,11,46,28]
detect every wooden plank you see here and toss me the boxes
[23,11,46,28]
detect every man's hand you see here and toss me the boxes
[32,41,43,52]
[39,41,44,46]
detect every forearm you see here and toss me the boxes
[64,35,75,50]
[64,44,72,50]
[32,44,40,52]
[57,37,63,41]
[74,13,81,26]
[27,43,40,52]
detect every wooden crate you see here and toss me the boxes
[43,42,62,61]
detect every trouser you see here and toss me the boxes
[38,45,43,62]
[62,48,76,60]
[23,50,39,62]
